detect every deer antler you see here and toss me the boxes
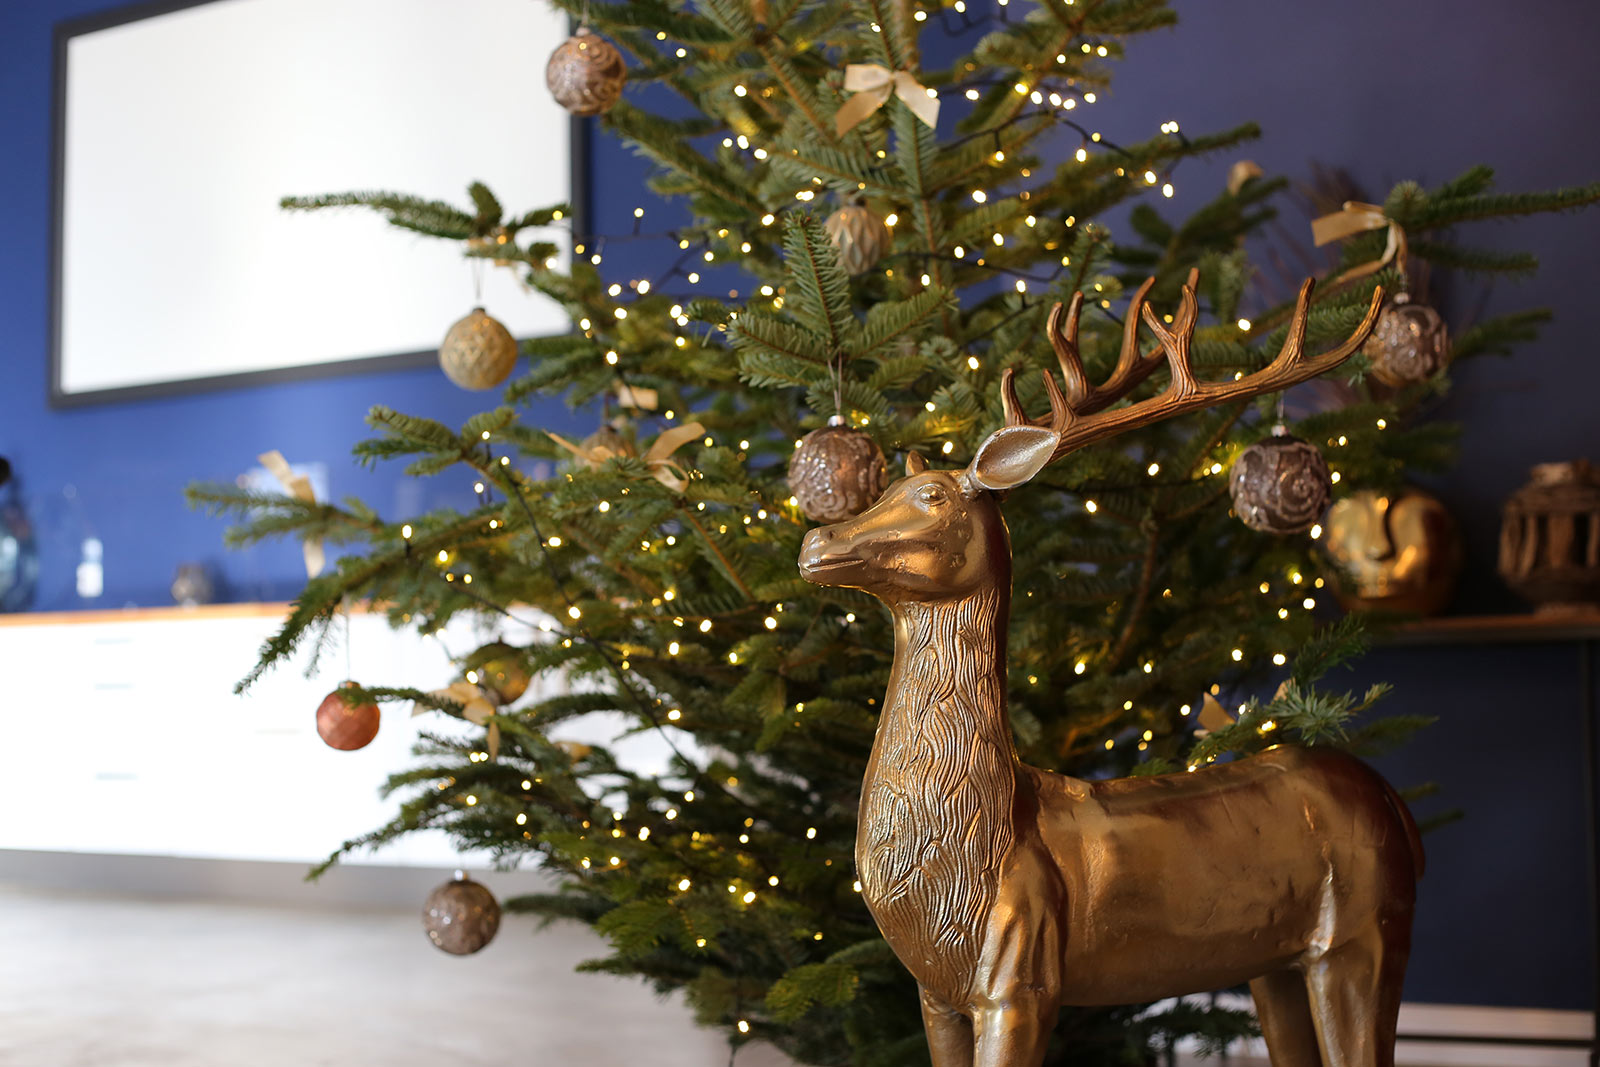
[1000,272,1383,465]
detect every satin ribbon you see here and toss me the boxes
[1311,200,1408,286]
[258,450,324,578]
[413,681,501,760]
[615,381,658,410]
[1226,159,1262,195]
[835,64,940,137]
[1195,692,1235,733]
[547,421,705,491]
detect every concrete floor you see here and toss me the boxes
[0,885,791,1067]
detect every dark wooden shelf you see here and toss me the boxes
[1386,610,1600,646]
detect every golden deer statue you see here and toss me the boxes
[798,273,1423,1067]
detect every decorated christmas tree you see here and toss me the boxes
[190,0,1597,1062]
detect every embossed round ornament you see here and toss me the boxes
[824,199,891,275]
[1228,432,1331,535]
[788,417,887,523]
[1362,294,1449,387]
[315,682,380,751]
[439,307,518,390]
[545,28,626,117]
[422,872,500,955]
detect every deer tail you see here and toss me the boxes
[1378,774,1426,881]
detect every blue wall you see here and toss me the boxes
[3,0,1597,1015]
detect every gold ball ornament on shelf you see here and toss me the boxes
[1362,293,1449,387]
[824,198,892,275]
[546,27,625,117]
[788,416,888,523]
[1228,430,1332,535]
[439,307,517,390]
[1498,459,1600,614]
[1323,487,1463,616]
[315,682,380,751]
[422,872,501,955]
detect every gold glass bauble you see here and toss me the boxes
[788,418,888,523]
[440,307,517,390]
[579,422,636,467]
[546,28,626,117]
[1323,487,1463,616]
[473,641,532,706]
[1361,294,1449,387]
[422,873,500,955]
[824,199,892,275]
[1228,432,1331,535]
[1498,459,1600,613]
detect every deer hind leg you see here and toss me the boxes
[1305,928,1408,1067]
[1250,970,1322,1067]
[972,994,1053,1067]
[919,986,974,1067]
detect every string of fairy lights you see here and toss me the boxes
[379,0,1402,1043]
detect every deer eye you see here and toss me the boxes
[915,484,946,505]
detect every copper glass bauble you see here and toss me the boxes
[788,417,887,522]
[1361,295,1449,387]
[422,873,501,955]
[546,28,626,117]
[1323,487,1463,615]
[1228,432,1332,535]
[1498,459,1600,613]
[824,199,892,275]
[439,307,517,390]
[315,682,381,751]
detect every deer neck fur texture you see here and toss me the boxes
[857,582,1018,1003]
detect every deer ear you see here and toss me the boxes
[904,450,928,477]
[966,425,1057,492]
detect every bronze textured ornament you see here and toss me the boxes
[799,274,1424,1067]
[1229,429,1333,535]
[545,27,626,117]
[788,416,888,522]
[1362,293,1449,387]
[422,871,500,955]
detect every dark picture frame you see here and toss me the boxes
[48,0,590,408]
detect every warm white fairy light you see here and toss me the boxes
[1084,499,1098,513]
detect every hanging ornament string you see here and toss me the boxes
[835,64,939,136]
[1310,201,1408,289]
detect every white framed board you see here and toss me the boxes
[50,0,581,405]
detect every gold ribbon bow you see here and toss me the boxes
[258,450,324,578]
[413,681,501,760]
[547,421,706,491]
[835,64,940,137]
[1311,201,1408,287]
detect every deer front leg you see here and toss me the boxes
[972,994,1054,1067]
[919,985,974,1067]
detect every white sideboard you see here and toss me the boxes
[0,603,523,867]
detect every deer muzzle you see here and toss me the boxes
[798,526,864,585]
